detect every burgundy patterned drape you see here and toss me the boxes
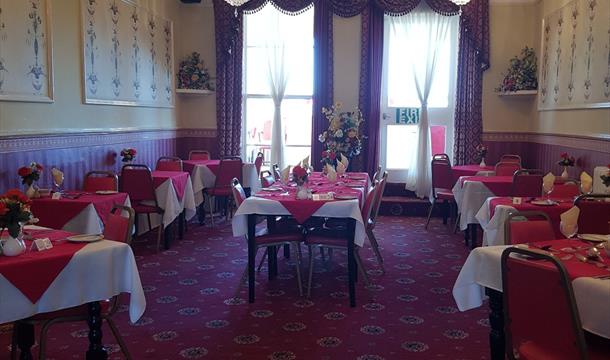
[453,0,490,165]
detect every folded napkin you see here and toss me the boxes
[301,156,310,169]
[542,172,555,193]
[336,161,346,176]
[325,163,337,182]
[580,171,592,193]
[340,154,349,171]
[51,168,64,187]
[560,206,580,236]
[281,166,291,183]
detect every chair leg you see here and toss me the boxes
[147,213,152,232]
[354,250,371,287]
[156,223,164,253]
[292,242,303,297]
[307,246,315,298]
[257,248,268,272]
[208,195,215,228]
[425,200,436,229]
[366,227,385,274]
[454,212,461,234]
[106,317,132,360]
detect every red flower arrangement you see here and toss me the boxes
[557,152,575,167]
[292,165,309,186]
[0,189,32,238]
[120,148,137,162]
[600,164,610,187]
[18,162,43,186]
[475,144,488,161]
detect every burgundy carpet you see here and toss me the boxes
[1,216,490,359]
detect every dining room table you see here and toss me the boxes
[476,196,576,246]
[453,239,610,360]
[0,225,146,360]
[232,172,370,307]
[30,191,131,235]
[451,164,495,183]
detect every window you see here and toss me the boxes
[243,5,314,167]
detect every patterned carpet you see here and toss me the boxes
[1,216,491,359]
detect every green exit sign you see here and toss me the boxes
[395,108,420,125]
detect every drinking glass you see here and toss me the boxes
[559,221,578,239]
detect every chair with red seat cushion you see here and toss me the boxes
[495,161,521,176]
[254,152,264,175]
[501,247,609,360]
[512,169,543,197]
[156,156,183,171]
[500,154,522,165]
[574,194,610,234]
[83,170,118,192]
[425,157,457,230]
[120,164,164,251]
[231,178,304,300]
[552,181,580,198]
[11,205,136,360]
[189,150,211,160]
[432,153,450,162]
[203,158,243,227]
[504,211,556,245]
[366,171,388,272]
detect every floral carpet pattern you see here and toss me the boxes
[1,217,490,359]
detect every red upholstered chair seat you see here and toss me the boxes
[435,188,455,200]
[131,202,162,214]
[30,301,113,321]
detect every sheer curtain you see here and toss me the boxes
[389,6,455,199]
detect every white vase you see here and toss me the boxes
[479,158,486,167]
[25,183,36,198]
[1,229,26,257]
[296,184,309,200]
[561,166,569,179]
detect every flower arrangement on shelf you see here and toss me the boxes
[318,102,364,166]
[495,46,538,93]
[475,144,488,162]
[557,152,575,167]
[292,165,308,186]
[120,148,137,163]
[600,165,610,187]
[0,189,32,239]
[177,52,214,90]
[18,162,43,186]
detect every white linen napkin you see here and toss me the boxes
[51,168,64,187]
[542,172,555,193]
[560,206,580,237]
[580,171,592,193]
[336,161,346,176]
[340,155,349,171]
[325,163,337,182]
[281,166,291,183]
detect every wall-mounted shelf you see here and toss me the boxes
[176,89,215,96]
[497,90,538,97]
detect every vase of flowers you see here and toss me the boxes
[292,165,309,200]
[318,102,364,168]
[601,165,610,193]
[0,189,32,256]
[475,144,488,167]
[18,162,43,198]
[177,52,214,90]
[495,46,538,93]
[120,148,137,163]
[557,153,575,179]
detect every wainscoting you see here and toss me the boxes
[0,128,217,192]
[483,132,610,177]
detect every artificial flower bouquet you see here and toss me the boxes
[120,148,137,163]
[557,152,576,167]
[18,162,43,186]
[292,165,308,186]
[177,52,214,90]
[0,189,32,238]
[475,144,488,162]
[601,165,610,187]
[318,102,364,166]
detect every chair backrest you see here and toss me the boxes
[432,153,450,164]
[552,181,580,198]
[189,150,211,160]
[215,158,243,189]
[231,178,247,207]
[272,163,281,181]
[574,194,610,234]
[431,158,454,196]
[512,170,543,197]
[500,154,522,165]
[501,247,587,360]
[504,211,555,245]
[495,161,521,177]
[119,164,157,203]
[103,205,135,245]
[361,180,379,222]
[254,152,264,175]
[156,156,183,172]
[371,165,382,182]
[83,171,118,192]
[370,171,388,223]
[260,170,275,188]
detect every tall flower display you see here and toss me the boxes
[318,102,364,166]
[177,52,214,90]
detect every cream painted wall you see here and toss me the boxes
[0,0,181,136]
[333,15,361,112]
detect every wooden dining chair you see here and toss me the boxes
[426,157,457,230]
[501,247,610,360]
[495,161,521,177]
[504,211,556,245]
[203,158,242,226]
[574,194,610,234]
[119,164,164,252]
[156,156,183,171]
[512,169,543,197]
[83,170,118,192]
[366,171,388,272]
[11,205,136,360]
[500,154,522,165]
[552,180,580,198]
[189,150,211,160]
[254,152,264,175]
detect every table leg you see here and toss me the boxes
[163,222,172,250]
[178,210,185,239]
[15,322,34,360]
[86,301,108,360]
[247,214,257,303]
[197,203,205,225]
[468,224,478,249]
[347,219,356,308]
[486,288,505,360]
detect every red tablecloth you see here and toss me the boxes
[183,159,220,176]
[489,197,575,238]
[254,172,368,224]
[452,164,494,183]
[31,192,129,230]
[528,239,610,280]
[152,171,189,200]
[460,176,513,196]
[0,229,87,303]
